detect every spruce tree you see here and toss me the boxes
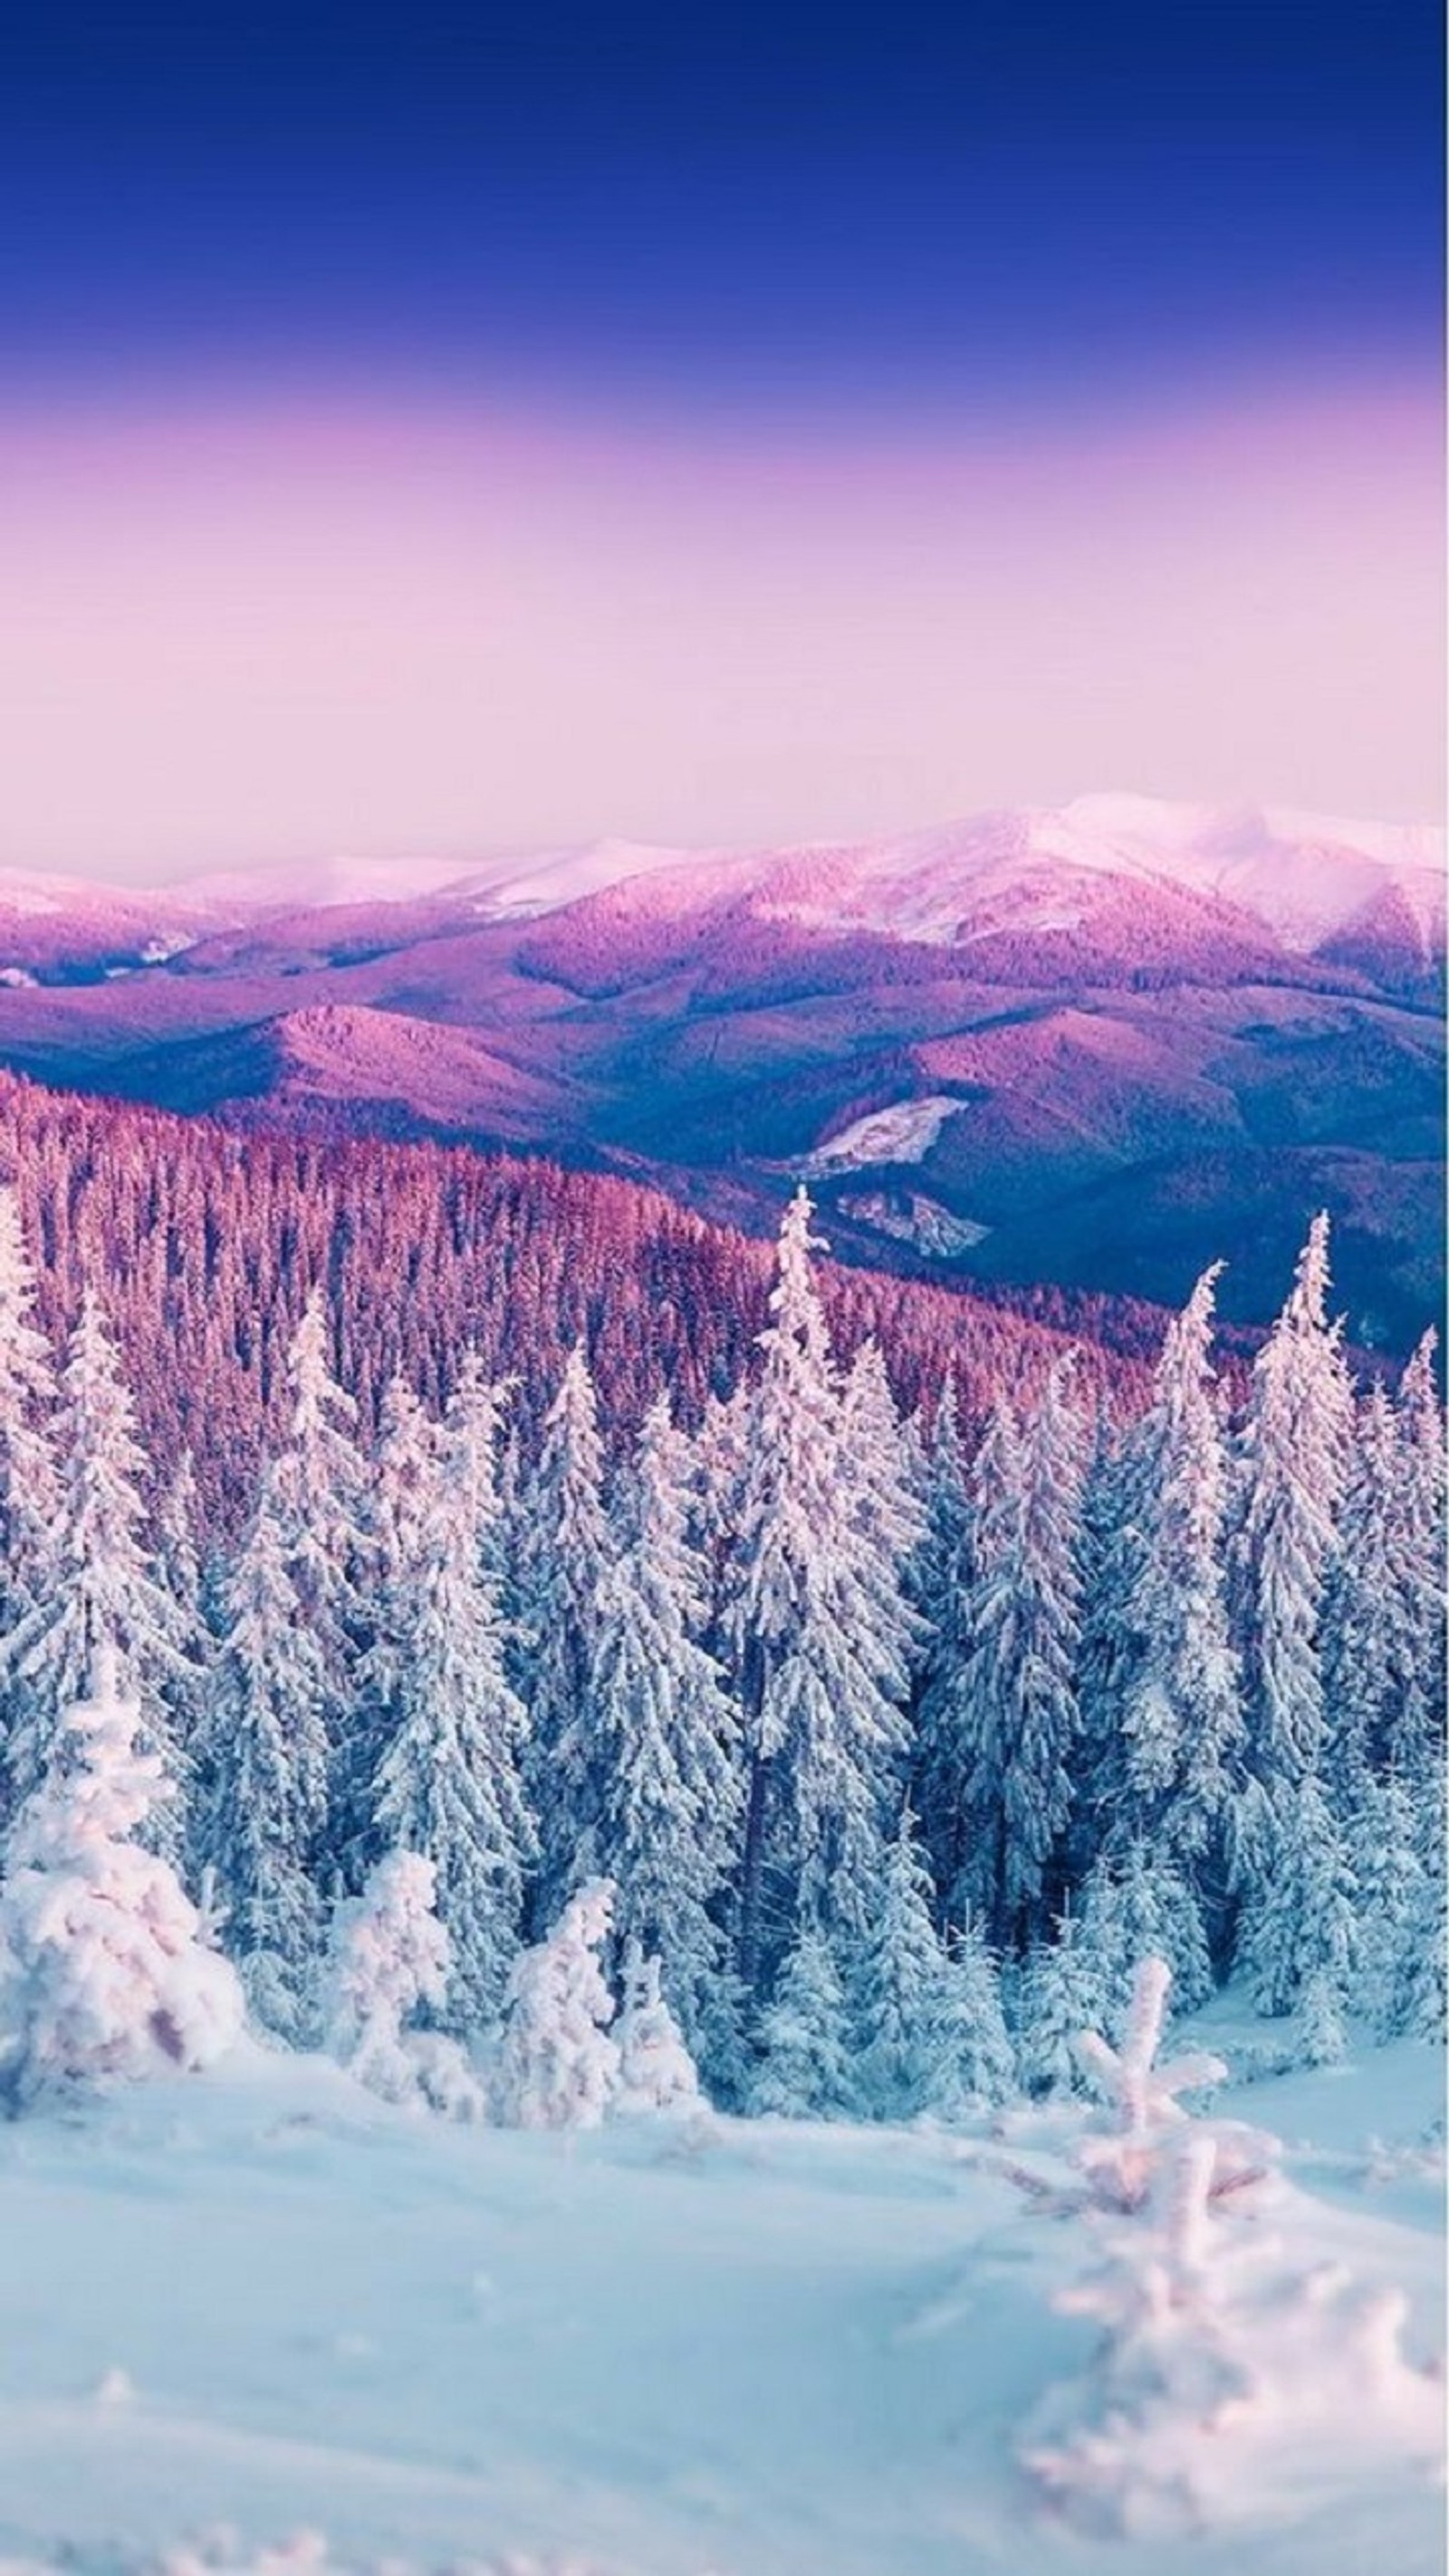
[1118,1266,1243,1857]
[945,1359,1085,1946]
[749,1924,854,2119]
[854,1806,951,2120]
[4,1292,182,1812]
[585,1395,741,2052]
[195,1461,331,2040]
[726,1190,913,1976]
[1016,1910,1108,2098]
[369,1394,535,2031]
[522,1343,615,1919]
[1233,1215,1353,1797]
[925,1917,1016,2116]
[1237,1773,1358,2033]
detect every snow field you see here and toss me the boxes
[0,2028,1440,2576]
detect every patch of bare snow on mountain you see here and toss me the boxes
[801,1097,966,1174]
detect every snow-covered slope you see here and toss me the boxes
[0,2032,1440,2575]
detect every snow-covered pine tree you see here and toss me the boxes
[1348,1769,1427,2040]
[912,1380,972,1849]
[926,1915,1016,2117]
[1321,1385,1422,1812]
[0,1648,242,2107]
[369,1387,535,2032]
[1233,1214,1353,1799]
[3,1290,184,1814]
[267,1289,369,1712]
[494,1877,620,2129]
[1016,1908,1109,2098]
[0,1182,60,1617]
[613,1937,704,2116]
[1236,1772,1358,2041]
[1079,1840,1214,2028]
[1391,1329,1446,1778]
[193,1458,331,2039]
[520,1342,615,1921]
[1117,1266,1243,1864]
[0,1186,61,1825]
[583,1394,741,2055]
[726,1189,914,1978]
[854,1804,952,2121]
[323,1850,485,2117]
[944,1358,1086,1947]
[749,1922,855,2119]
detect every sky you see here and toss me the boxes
[0,0,1443,879]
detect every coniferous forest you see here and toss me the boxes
[0,1071,1441,2120]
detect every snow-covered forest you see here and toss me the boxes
[0,1130,1442,2119]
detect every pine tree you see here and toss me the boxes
[4,1292,183,1811]
[945,1359,1085,1946]
[1118,1266,1243,1856]
[0,1650,243,2107]
[1079,1841,1214,2027]
[1233,1215,1353,1797]
[0,1187,62,1826]
[1392,1330,1446,1776]
[749,1924,855,2119]
[323,1850,485,2117]
[522,1343,615,1919]
[1016,1910,1108,2098]
[925,1917,1016,2117]
[1237,1773,1358,2033]
[194,1460,331,2039]
[854,1807,952,2120]
[726,1190,914,1975]
[369,1393,535,2031]
[268,1290,369,1706]
[613,1939,705,2116]
[1321,1387,1421,1810]
[584,1395,741,2052]
[1348,1770,1427,2039]
[494,1879,620,2130]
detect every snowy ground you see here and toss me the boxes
[0,2031,1442,2576]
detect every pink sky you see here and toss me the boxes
[0,380,1441,880]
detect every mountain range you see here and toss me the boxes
[1,793,1442,1349]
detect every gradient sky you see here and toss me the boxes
[0,0,1443,877]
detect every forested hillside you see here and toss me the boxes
[0,1093,1441,2116]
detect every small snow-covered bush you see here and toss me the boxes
[612,1939,703,2116]
[1022,1955,1442,2535]
[323,1850,485,2119]
[494,1878,620,2129]
[0,1654,243,2108]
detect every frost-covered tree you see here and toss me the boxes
[4,1292,183,1811]
[613,1939,704,2117]
[1348,1771,1428,2040]
[268,1290,369,1705]
[1079,1841,1214,2027]
[0,1183,60,1619]
[749,1922,855,2119]
[926,1917,1016,2117]
[727,1190,914,1975]
[1396,1328,1447,1765]
[194,1460,331,2039]
[521,1342,615,1918]
[1117,1267,1243,1856]
[1321,1386,1423,1810]
[323,1850,485,2117]
[369,1396,535,2031]
[1233,1215,1353,1797]
[582,1395,740,2048]
[854,1805,953,2121]
[943,1360,1086,1945]
[494,1878,620,2130]
[1236,1773,1357,2033]
[1016,1909,1109,2099]
[0,1651,242,2108]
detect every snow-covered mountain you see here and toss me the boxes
[0,796,1442,1344]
